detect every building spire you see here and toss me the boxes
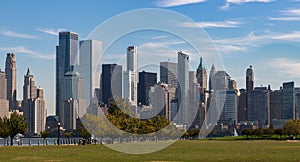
[197,57,205,69]
[27,68,30,75]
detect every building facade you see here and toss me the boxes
[101,64,122,105]
[160,61,178,88]
[138,71,157,106]
[56,31,79,119]
[0,70,9,118]
[5,53,17,110]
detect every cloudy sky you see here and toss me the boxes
[0,0,299,115]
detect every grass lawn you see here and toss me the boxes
[0,140,299,161]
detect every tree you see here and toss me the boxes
[40,130,50,145]
[242,128,252,139]
[274,128,284,139]
[283,120,300,137]
[0,117,10,145]
[5,112,28,146]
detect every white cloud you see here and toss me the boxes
[226,0,274,3]
[36,27,66,36]
[0,30,37,39]
[0,46,55,60]
[155,0,206,7]
[269,8,300,21]
[220,3,231,10]
[180,20,241,28]
[268,58,300,78]
[213,31,300,54]
[220,0,274,10]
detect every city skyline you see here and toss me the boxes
[0,1,299,115]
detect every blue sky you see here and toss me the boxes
[0,0,299,115]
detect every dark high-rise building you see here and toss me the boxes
[101,64,122,105]
[138,71,157,106]
[237,89,247,123]
[56,31,79,119]
[196,57,207,89]
[247,87,270,127]
[246,65,254,92]
[282,82,295,120]
[160,62,178,88]
[270,89,283,122]
[5,53,17,110]
[23,68,37,101]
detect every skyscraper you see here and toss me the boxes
[138,71,157,106]
[177,51,189,124]
[61,69,86,130]
[101,64,122,105]
[22,69,46,134]
[56,31,79,119]
[160,61,178,88]
[247,87,270,127]
[209,64,216,91]
[79,40,102,105]
[124,46,138,107]
[196,57,207,89]
[282,82,295,120]
[5,53,17,110]
[246,65,254,92]
[0,70,9,118]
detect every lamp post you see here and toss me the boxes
[57,122,61,145]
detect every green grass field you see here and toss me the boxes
[0,140,300,161]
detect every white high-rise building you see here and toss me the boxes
[178,51,189,125]
[79,40,102,105]
[0,70,9,118]
[124,46,138,110]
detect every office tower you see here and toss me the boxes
[282,82,295,119]
[218,90,238,125]
[246,65,254,92]
[211,71,231,90]
[237,89,247,122]
[196,57,207,89]
[295,88,300,119]
[22,70,47,134]
[124,46,138,107]
[209,64,216,91]
[177,51,189,124]
[101,64,122,105]
[0,70,9,118]
[160,61,178,88]
[23,68,37,101]
[270,89,283,122]
[79,40,102,105]
[138,71,157,106]
[5,53,17,110]
[56,31,79,119]
[247,87,270,127]
[61,69,86,130]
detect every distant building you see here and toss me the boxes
[160,61,178,88]
[282,82,295,120]
[79,40,102,105]
[237,89,247,123]
[46,115,59,130]
[60,69,86,130]
[270,89,283,122]
[22,69,46,135]
[56,31,79,119]
[295,88,300,119]
[5,53,17,110]
[247,87,270,127]
[246,66,254,92]
[0,70,9,118]
[101,64,122,105]
[177,51,189,124]
[138,71,157,106]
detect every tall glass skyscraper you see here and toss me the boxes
[178,51,189,125]
[282,82,295,120]
[56,31,79,119]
